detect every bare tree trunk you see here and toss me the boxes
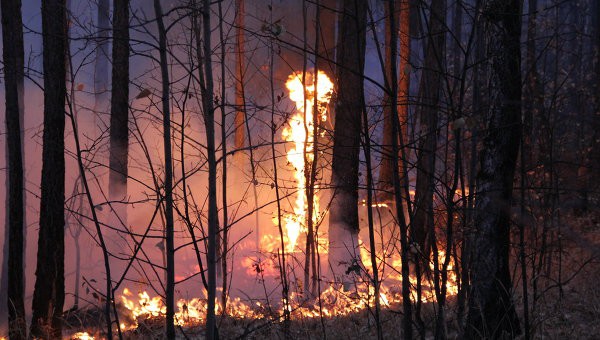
[196,0,219,338]
[94,0,110,119]
[30,0,67,338]
[465,1,523,338]
[328,0,367,289]
[379,0,398,197]
[234,0,245,160]
[108,0,130,223]
[412,0,446,259]
[152,0,175,337]
[385,1,413,337]
[1,0,26,337]
[379,0,410,203]
[217,0,229,309]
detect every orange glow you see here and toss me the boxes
[272,71,333,253]
[70,332,95,340]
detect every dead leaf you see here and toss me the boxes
[136,88,152,99]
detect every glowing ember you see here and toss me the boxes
[70,332,95,340]
[276,71,333,253]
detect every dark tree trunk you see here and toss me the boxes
[379,0,400,198]
[152,0,175,338]
[1,0,26,337]
[328,0,367,287]
[196,0,218,338]
[109,0,130,206]
[465,0,523,338]
[412,0,446,257]
[94,0,110,116]
[30,0,67,338]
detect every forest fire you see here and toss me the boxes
[275,71,333,253]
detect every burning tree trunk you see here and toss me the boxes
[464,0,522,338]
[1,0,26,337]
[30,0,67,338]
[328,0,367,287]
[108,0,130,220]
[412,0,446,259]
[153,0,176,337]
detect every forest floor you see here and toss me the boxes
[64,212,600,340]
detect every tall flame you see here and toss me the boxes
[280,71,333,252]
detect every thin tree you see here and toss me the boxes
[328,0,367,288]
[234,0,245,159]
[30,0,67,338]
[193,0,219,337]
[464,0,523,338]
[1,0,26,337]
[152,0,176,337]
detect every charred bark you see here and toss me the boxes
[328,0,367,287]
[465,0,523,338]
[1,0,26,337]
[30,0,67,338]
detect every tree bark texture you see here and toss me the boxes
[1,0,26,337]
[328,0,367,287]
[30,0,67,338]
[465,0,523,338]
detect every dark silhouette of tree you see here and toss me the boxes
[108,0,130,213]
[152,0,176,337]
[1,0,26,337]
[328,0,367,287]
[412,0,446,259]
[93,0,109,117]
[30,0,67,338]
[465,0,523,338]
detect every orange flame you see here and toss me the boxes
[275,71,333,253]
